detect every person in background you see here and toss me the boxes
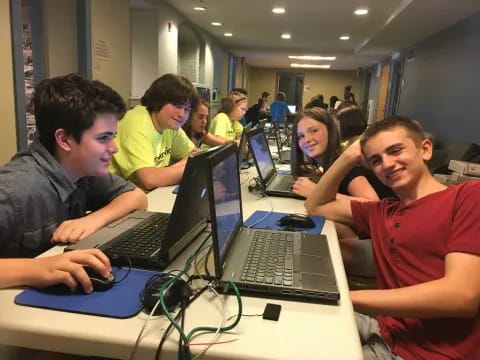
[110,74,198,190]
[305,116,480,360]
[329,95,339,113]
[269,92,291,126]
[202,92,248,149]
[291,107,381,201]
[0,73,147,292]
[306,94,328,110]
[230,88,248,133]
[344,85,357,105]
[259,91,270,113]
[182,100,224,148]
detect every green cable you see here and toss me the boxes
[158,235,243,360]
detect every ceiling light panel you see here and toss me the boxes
[211,22,222,26]
[354,8,368,15]
[272,7,285,14]
[339,35,350,40]
[288,55,336,61]
[281,34,291,39]
[224,32,233,37]
[193,6,206,11]
[291,63,331,69]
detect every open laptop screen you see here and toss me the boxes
[211,149,242,262]
[249,131,275,180]
[288,105,296,114]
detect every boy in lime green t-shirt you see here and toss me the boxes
[110,74,198,190]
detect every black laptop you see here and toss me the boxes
[66,147,221,269]
[246,127,301,199]
[238,123,252,165]
[272,121,291,164]
[205,143,339,302]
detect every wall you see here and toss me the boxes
[248,67,362,108]
[0,0,18,163]
[178,42,199,82]
[42,0,77,77]
[90,0,131,101]
[397,11,480,145]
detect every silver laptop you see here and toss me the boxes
[66,147,221,269]
[272,121,291,164]
[247,127,301,199]
[206,143,339,302]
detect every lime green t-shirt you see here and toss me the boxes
[232,120,244,139]
[109,105,194,184]
[201,112,236,150]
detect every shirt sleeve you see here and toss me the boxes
[210,113,231,138]
[350,200,376,239]
[84,174,137,211]
[0,189,16,253]
[339,166,365,195]
[448,181,480,255]
[170,128,195,161]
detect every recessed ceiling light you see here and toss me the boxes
[211,22,222,26]
[272,7,285,14]
[281,33,291,39]
[224,32,233,37]
[193,6,206,11]
[354,8,368,15]
[339,35,350,40]
[289,55,336,61]
[291,63,331,69]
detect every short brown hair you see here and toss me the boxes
[360,116,425,150]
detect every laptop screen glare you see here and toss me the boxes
[250,132,275,179]
[212,151,242,261]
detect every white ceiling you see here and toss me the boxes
[132,0,480,70]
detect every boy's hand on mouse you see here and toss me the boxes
[292,177,316,198]
[24,249,111,293]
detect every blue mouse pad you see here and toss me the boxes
[244,211,325,233]
[14,268,159,318]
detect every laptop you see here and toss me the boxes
[66,147,221,269]
[238,123,253,166]
[205,143,339,302]
[272,121,290,164]
[287,105,296,114]
[246,127,301,199]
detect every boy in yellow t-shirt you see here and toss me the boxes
[110,74,198,190]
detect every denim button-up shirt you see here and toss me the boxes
[0,140,136,258]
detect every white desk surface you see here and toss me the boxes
[0,167,362,360]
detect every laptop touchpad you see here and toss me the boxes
[297,255,326,274]
[301,237,325,256]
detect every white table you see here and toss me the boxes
[0,167,362,360]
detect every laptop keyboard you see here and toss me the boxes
[101,213,169,259]
[270,175,294,191]
[241,231,294,286]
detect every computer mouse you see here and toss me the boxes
[83,266,115,292]
[142,276,192,315]
[40,266,115,294]
[277,213,315,228]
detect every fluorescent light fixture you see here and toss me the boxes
[193,6,206,11]
[272,7,285,14]
[354,8,368,15]
[291,63,331,69]
[339,35,350,40]
[211,22,222,26]
[224,32,233,37]
[281,33,291,39]
[288,55,336,61]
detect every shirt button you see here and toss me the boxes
[394,222,400,228]
[398,210,405,216]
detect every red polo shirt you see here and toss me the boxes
[351,181,480,360]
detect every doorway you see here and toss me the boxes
[276,71,304,109]
[376,64,391,121]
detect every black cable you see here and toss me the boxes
[155,282,211,360]
[204,246,212,277]
[113,256,132,284]
[177,299,187,360]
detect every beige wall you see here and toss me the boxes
[248,67,362,108]
[0,0,18,164]
[42,0,77,77]
[90,0,131,101]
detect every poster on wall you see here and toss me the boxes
[22,0,36,145]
